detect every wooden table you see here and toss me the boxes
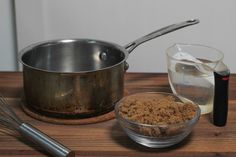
[0,72,235,157]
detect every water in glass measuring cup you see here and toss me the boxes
[168,59,214,114]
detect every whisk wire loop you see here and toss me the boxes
[0,94,23,125]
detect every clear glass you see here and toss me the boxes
[166,43,224,114]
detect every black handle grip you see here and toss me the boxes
[213,71,230,126]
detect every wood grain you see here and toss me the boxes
[0,72,236,157]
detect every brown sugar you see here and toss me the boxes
[118,93,198,137]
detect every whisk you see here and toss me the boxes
[0,94,75,157]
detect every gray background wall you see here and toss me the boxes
[0,0,17,71]
[1,0,236,72]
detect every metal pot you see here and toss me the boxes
[19,19,199,118]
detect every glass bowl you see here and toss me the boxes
[115,92,201,148]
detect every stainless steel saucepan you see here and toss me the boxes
[19,19,199,118]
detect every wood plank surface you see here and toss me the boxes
[0,72,235,157]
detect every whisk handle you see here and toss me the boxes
[19,123,75,157]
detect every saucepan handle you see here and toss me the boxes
[124,19,199,54]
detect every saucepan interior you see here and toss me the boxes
[20,39,129,73]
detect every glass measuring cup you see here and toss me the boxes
[166,44,230,125]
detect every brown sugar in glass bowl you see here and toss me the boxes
[115,92,201,148]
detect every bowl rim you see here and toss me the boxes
[115,92,201,128]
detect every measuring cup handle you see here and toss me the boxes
[213,71,230,126]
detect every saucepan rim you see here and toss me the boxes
[18,38,129,74]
